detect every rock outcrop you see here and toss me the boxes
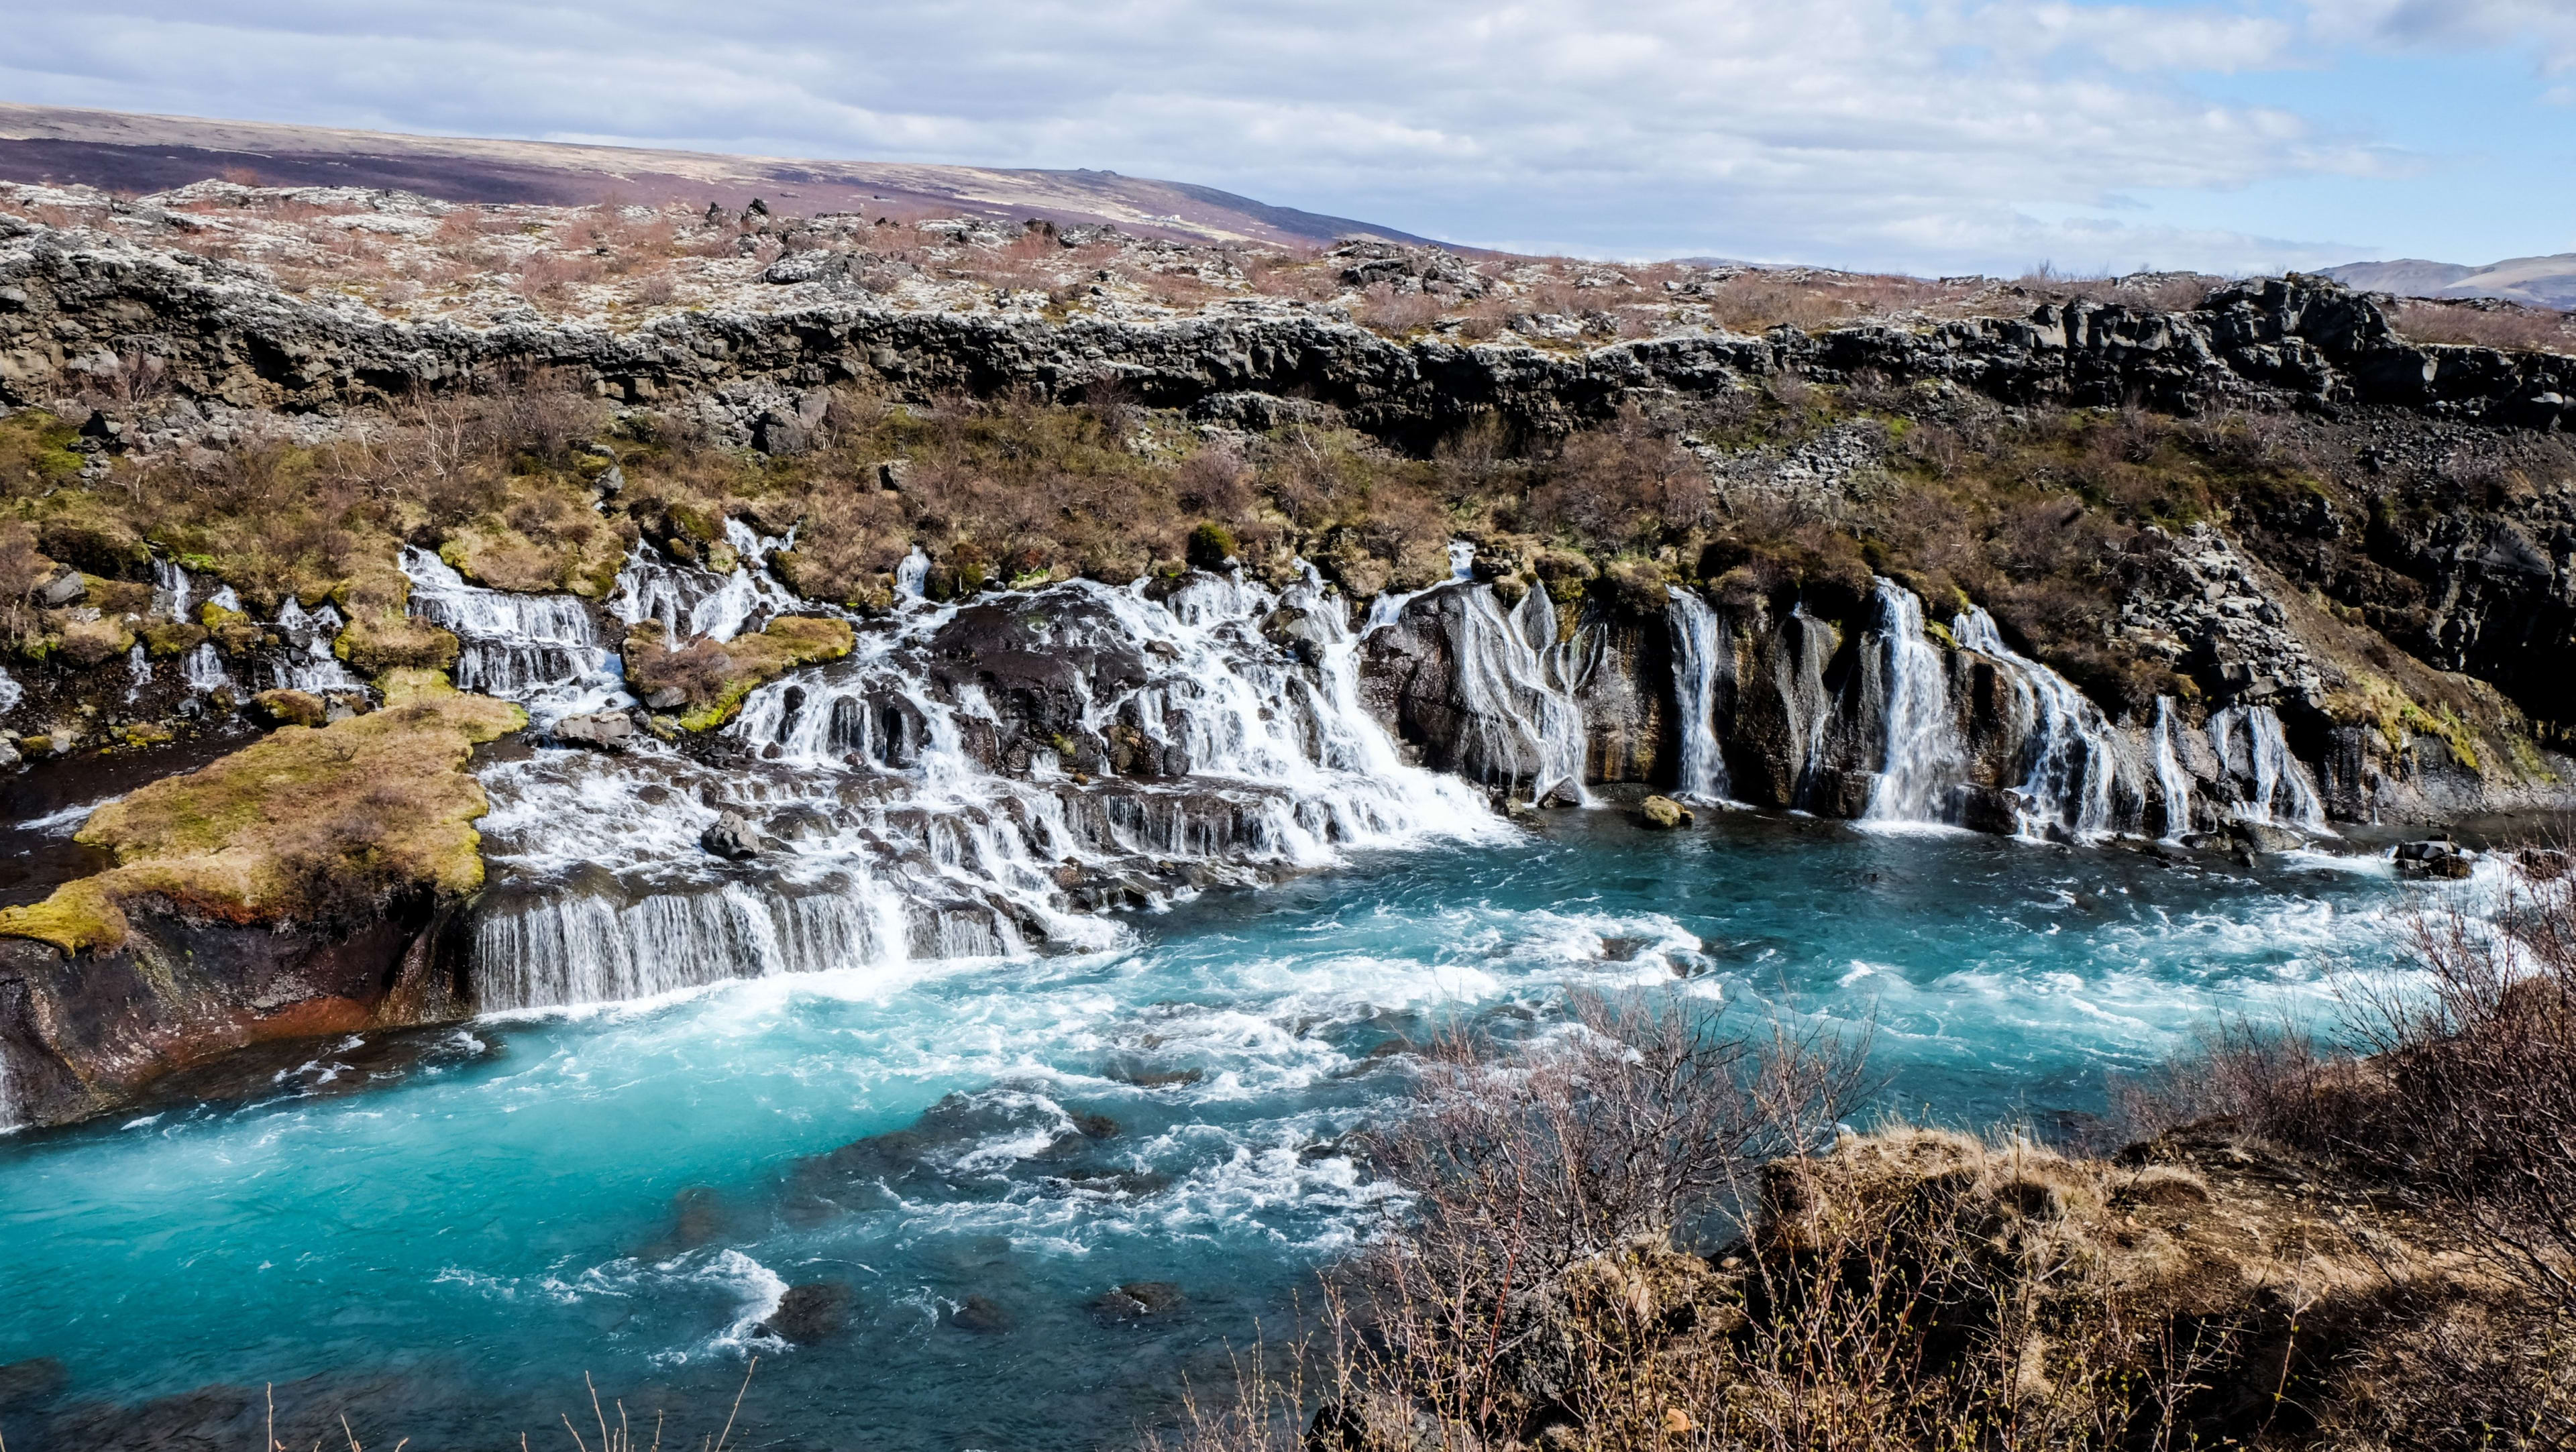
[5,217,2571,444]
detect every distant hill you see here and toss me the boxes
[2322,252,2576,310]
[0,102,1438,249]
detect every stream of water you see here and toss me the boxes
[0,812,2464,1451]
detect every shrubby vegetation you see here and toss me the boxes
[0,672,523,950]
[1170,870,2576,1452]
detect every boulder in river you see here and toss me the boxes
[1638,795,1691,830]
[553,710,636,752]
[1090,1280,1185,1321]
[761,1282,852,1343]
[700,809,765,859]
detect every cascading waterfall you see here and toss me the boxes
[2207,704,2328,832]
[180,643,229,693]
[0,665,18,717]
[1860,579,1963,825]
[1951,607,2127,838]
[1665,587,1731,803]
[604,530,798,643]
[123,645,150,703]
[263,598,364,694]
[894,546,931,600]
[1436,583,1592,805]
[402,548,619,720]
[150,558,195,622]
[2150,697,2198,840]
[462,543,1501,1013]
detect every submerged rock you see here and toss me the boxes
[761,1282,851,1343]
[950,1294,1014,1333]
[1089,1280,1185,1321]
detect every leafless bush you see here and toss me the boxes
[519,250,604,300]
[2343,879,2576,1310]
[1221,999,2277,1452]
[2393,299,2575,355]
[1306,999,1870,1443]
[1359,282,1444,336]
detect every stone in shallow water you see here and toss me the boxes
[698,809,765,859]
[553,710,635,752]
[1089,1281,1185,1322]
[1637,795,1690,830]
[761,1282,851,1344]
[950,1294,1014,1333]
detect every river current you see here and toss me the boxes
[0,811,2461,1451]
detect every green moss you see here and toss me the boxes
[0,689,526,953]
[2326,675,2486,774]
[142,620,210,657]
[632,614,855,732]
[0,409,85,495]
[250,688,330,728]
[1186,522,1238,570]
[0,879,123,954]
[334,612,460,676]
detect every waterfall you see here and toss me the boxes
[604,539,796,643]
[1447,540,1476,581]
[180,643,229,694]
[2150,697,2196,840]
[894,546,930,600]
[1951,607,2123,838]
[464,552,1501,1013]
[124,645,150,703]
[1665,587,1731,803]
[150,559,194,621]
[0,665,19,717]
[1432,584,1589,805]
[402,548,619,720]
[1860,579,1962,825]
[2207,704,2328,832]
[263,598,364,694]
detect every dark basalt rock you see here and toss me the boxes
[8,223,2570,442]
[950,1294,1014,1333]
[0,894,464,1131]
[761,1282,853,1344]
[698,809,765,859]
[1089,1280,1185,1321]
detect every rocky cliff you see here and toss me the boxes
[6,215,2573,441]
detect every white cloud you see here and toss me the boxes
[0,0,2470,272]
[2305,0,2576,70]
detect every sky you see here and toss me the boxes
[2,0,2572,276]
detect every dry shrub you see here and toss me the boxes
[1360,282,1444,336]
[2345,881,2576,1310]
[1314,998,1872,1445]
[1521,406,1709,551]
[519,249,604,300]
[2392,300,2575,355]
[1232,999,2348,1452]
